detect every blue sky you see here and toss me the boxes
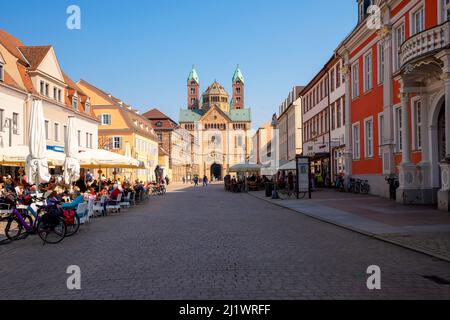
[1,0,356,129]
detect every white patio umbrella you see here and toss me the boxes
[77,149,140,169]
[278,160,297,171]
[63,116,80,185]
[25,100,51,184]
[229,162,262,173]
[0,146,65,167]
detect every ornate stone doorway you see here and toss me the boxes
[211,163,222,181]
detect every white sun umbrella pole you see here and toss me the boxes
[63,116,80,186]
[26,100,51,185]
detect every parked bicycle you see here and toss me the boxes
[2,194,67,244]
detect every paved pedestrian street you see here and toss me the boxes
[0,184,450,300]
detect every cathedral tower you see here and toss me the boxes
[232,65,245,110]
[187,66,200,110]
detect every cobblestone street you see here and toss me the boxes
[0,184,450,300]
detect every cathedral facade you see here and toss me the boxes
[179,66,251,180]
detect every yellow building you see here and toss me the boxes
[77,80,159,182]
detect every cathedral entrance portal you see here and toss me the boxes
[211,163,222,181]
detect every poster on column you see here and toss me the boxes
[296,156,310,194]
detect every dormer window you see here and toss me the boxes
[0,63,4,82]
[72,96,78,110]
[58,89,62,102]
[156,121,163,127]
[40,81,45,95]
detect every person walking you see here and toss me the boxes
[202,175,208,187]
[193,176,199,186]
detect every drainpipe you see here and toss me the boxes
[23,94,33,146]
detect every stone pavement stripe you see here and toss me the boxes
[248,192,450,263]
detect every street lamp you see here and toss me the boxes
[271,114,280,199]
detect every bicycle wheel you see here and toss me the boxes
[37,217,66,244]
[5,215,32,241]
[65,214,80,237]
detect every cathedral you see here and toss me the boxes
[179,66,252,180]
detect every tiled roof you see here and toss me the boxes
[229,108,251,122]
[17,46,51,70]
[62,72,88,97]
[143,108,169,119]
[0,29,27,64]
[179,109,203,123]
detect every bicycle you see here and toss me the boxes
[3,194,67,244]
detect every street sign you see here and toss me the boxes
[296,156,311,199]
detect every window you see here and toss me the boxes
[12,113,18,135]
[45,83,49,97]
[236,97,241,103]
[45,120,49,140]
[412,7,424,35]
[378,113,384,156]
[190,88,196,95]
[353,123,361,160]
[440,0,450,23]
[236,87,241,94]
[236,135,243,148]
[86,133,89,148]
[85,102,90,113]
[364,118,374,158]
[58,89,62,102]
[331,104,336,130]
[64,125,67,142]
[89,134,93,149]
[394,23,405,71]
[413,100,422,150]
[40,81,45,95]
[72,96,78,110]
[330,69,335,92]
[101,114,112,125]
[352,62,360,99]
[0,109,4,132]
[336,63,341,87]
[78,130,82,147]
[112,137,122,149]
[157,133,162,142]
[377,43,385,84]
[0,63,4,82]
[395,106,403,152]
[54,123,60,142]
[53,87,57,100]
[337,100,342,128]
[364,51,373,92]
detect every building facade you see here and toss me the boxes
[179,66,251,180]
[302,64,331,183]
[77,80,159,182]
[0,29,98,177]
[144,108,197,182]
[332,0,450,210]
[278,86,304,163]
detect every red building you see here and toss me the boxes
[330,0,450,210]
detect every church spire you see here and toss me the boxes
[232,64,245,84]
[188,65,199,85]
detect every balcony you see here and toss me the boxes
[400,21,450,68]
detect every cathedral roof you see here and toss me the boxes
[232,65,245,84]
[203,81,228,96]
[187,67,199,84]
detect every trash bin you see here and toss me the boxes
[265,182,274,197]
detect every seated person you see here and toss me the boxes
[61,188,85,211]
